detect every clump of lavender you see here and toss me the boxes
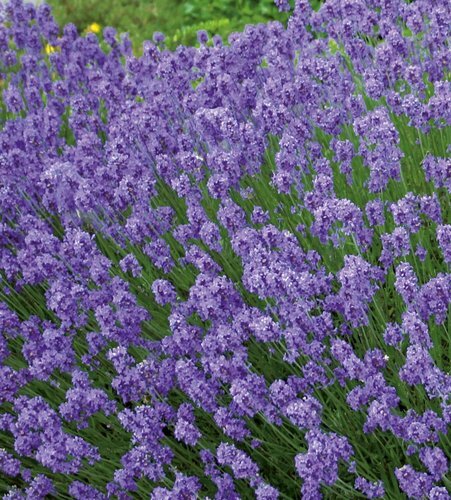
[0,0,449,498]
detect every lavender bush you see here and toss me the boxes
[0,0,450,498]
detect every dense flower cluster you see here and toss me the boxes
[0,0,450,498]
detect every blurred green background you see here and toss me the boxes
[46,0,291,49]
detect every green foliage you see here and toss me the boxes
[46,0,290,50]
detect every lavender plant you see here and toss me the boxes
[0,0,450,498]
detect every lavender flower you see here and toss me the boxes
[436,225,451,263]
[395,465,433,499]
[295,430,353,497]
[354,477,385,498]
[216,443,260,481]
[174,403,201,446]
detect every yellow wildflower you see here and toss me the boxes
[45,43,57,55]
[87,22,101,34]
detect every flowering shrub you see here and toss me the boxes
[0,0,450,498]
